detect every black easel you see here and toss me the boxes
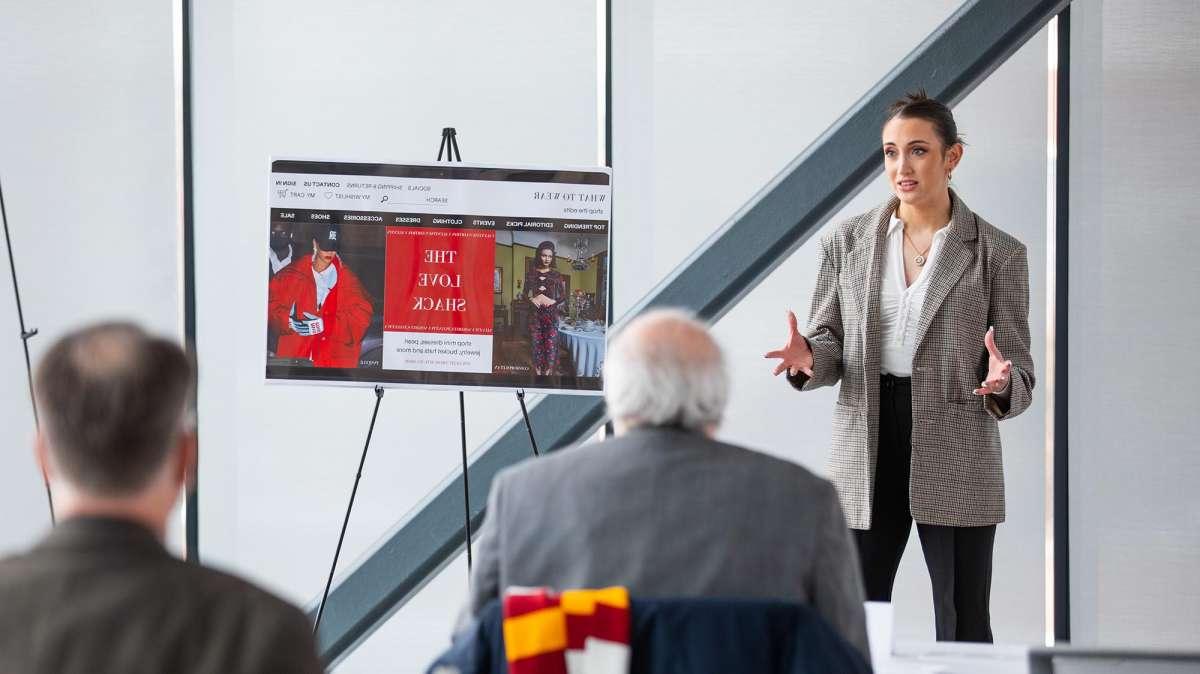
[313,385,385,635]
[436,127,472,570]
[437,128,541,577]
[0,174,55,525]
[437,128,476,573]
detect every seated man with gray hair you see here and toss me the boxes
[463,308,868,656]
[0,322,322,673]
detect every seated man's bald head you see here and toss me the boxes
[603,309,728,434]
[66,323,145,376]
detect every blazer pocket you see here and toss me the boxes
[830,401,865,460]
[947,398,990,417]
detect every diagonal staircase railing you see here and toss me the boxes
[312,0,1068,664]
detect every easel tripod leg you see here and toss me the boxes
[459,391,472,573]
[313,385,385,635]
[516,390,539,457]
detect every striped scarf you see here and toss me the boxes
[502,587,630,674]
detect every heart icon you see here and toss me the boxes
[324,192,334,199]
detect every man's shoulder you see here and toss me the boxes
[166,558,310,622]
[495,430,832,494]
[492,439,609,486]
[0,543,312,636]
[0,549,42,587]
[705,435,833,490]
[0,552,318,673]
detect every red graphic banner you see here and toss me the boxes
[383,227,496,334]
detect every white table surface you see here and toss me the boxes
[877,641,1031,674]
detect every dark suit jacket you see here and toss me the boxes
[0,517,322,674]
[464,427,869,658]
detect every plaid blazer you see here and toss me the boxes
[789,191,1035,528]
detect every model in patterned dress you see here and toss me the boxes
[525,241,566,376]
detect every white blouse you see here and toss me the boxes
[879,212,950,377]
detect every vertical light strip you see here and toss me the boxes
[596,0,608,166]
[176,0,200,563]
[172,3,185,361]
[598,0,614,442]
[1044,13,1059,648]
[172,0,188,559]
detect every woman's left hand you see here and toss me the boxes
[973,326,1013,396]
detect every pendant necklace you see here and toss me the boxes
[903,230,932,267]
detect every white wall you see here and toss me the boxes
[0,1,180,554]
[615,0,1049,645]
[189,1,599,671]
[1068,0,1200,648]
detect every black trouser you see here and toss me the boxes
[852,374,997,643]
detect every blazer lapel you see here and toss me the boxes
[912,190,977,351]
[861,197,897,389]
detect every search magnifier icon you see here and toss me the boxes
[380,195,389,204]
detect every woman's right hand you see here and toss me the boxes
[764,310,814,377]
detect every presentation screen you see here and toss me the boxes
[266,159,611,394]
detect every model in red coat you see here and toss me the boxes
[268,226,373,368]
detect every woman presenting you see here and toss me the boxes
[525,241,566,376]
[766,91,1034,642]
